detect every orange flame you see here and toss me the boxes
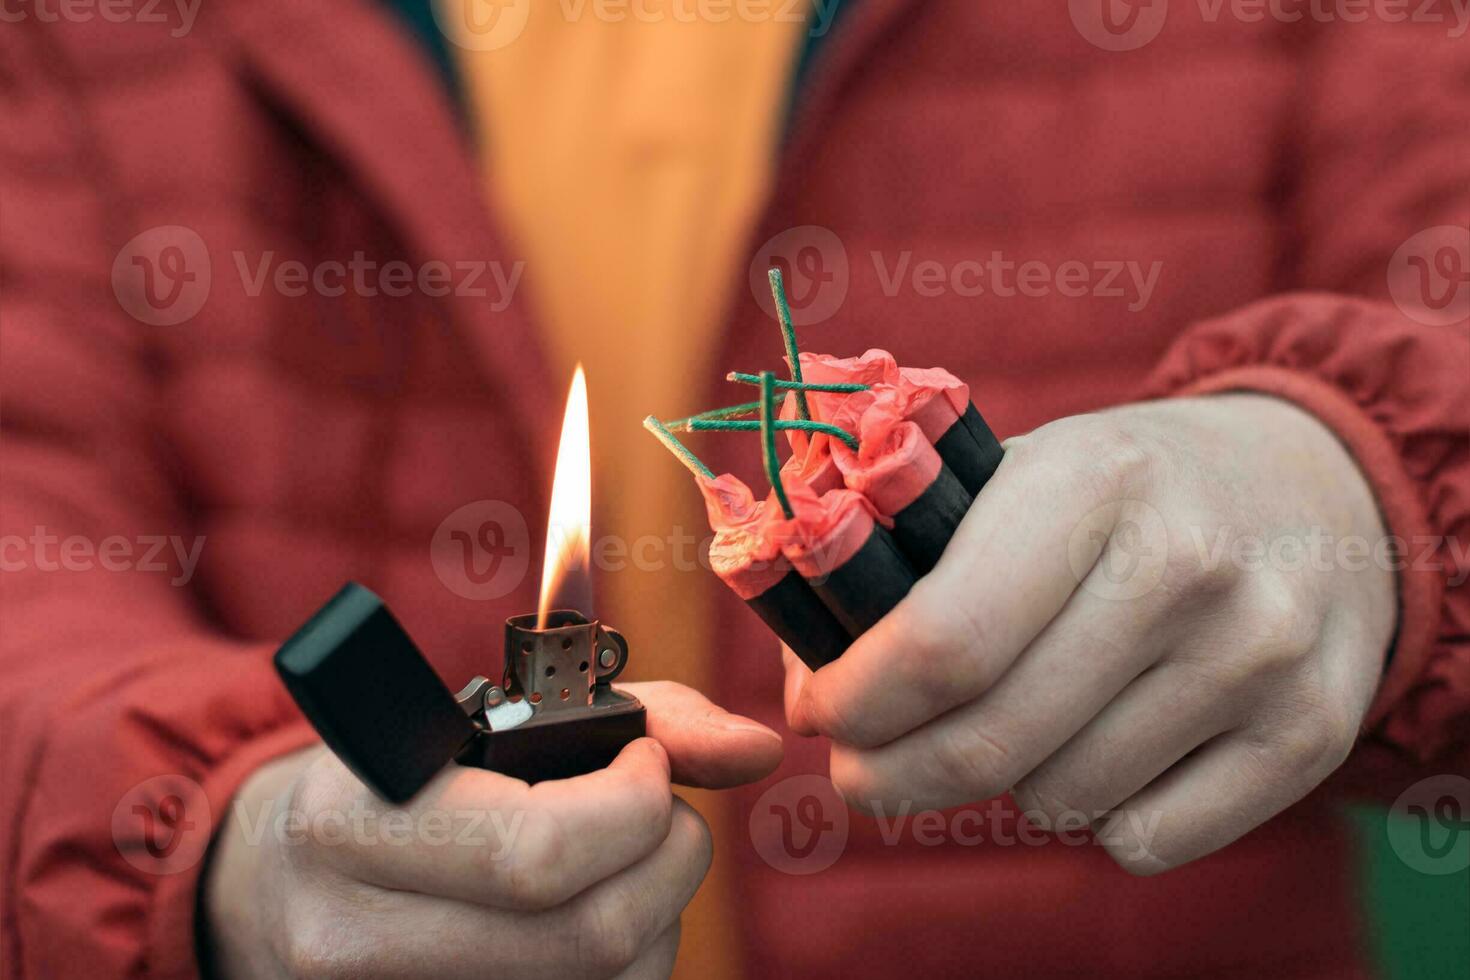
[537,365,592,626]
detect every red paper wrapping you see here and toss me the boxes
[831,419,944,518]
[778,406,845,496]
[796,348,971,445]
[770,481,890,581]
[697,473,790,600]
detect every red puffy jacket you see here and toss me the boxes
[1,1,1465,978]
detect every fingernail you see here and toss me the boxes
[720,718,783,742]
[642,737,671,774]
[788,668,808,703]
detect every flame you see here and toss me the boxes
[537,365,592,626]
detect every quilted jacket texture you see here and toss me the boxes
[1,1,1466,978]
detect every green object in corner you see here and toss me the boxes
[1346,803,1470,980]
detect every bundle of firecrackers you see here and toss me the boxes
[644,270,1006,670]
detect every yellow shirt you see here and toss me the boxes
[440,4,810,977]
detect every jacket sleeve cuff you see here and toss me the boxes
[1160,364,1439,728]
[148,720,319,980]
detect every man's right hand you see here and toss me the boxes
[203,681,783,979]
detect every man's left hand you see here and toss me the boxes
[784,395,1396,874]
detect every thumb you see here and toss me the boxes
[619,681,783,789]
[782,645,819,737]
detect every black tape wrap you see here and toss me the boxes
[807,525,917,638]
[746,570,853,671]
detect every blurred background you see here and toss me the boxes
[3,1,1467,978]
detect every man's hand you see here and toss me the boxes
[204,681,782,979]
[785,395,1396,874]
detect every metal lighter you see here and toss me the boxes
[274,583,646,803]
